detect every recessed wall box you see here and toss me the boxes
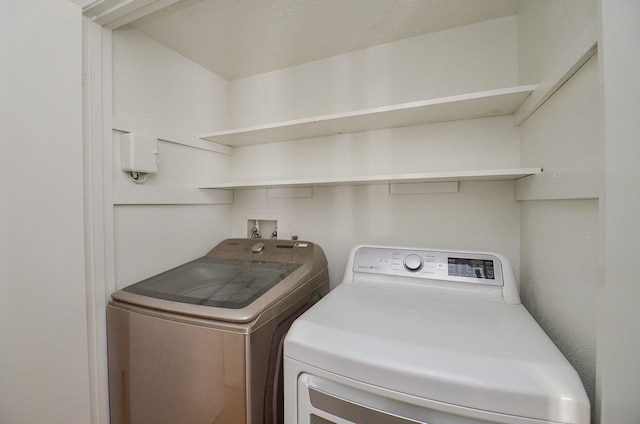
[121,133,159,173]
[247,219,278,239]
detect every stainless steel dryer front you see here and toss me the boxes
[107,238,329,424]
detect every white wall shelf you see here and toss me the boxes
[199,168,542,190]
[198,85,537,147]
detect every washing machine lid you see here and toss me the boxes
[111,239,329,324]
[122,257,302,309]
[284,284,590,423]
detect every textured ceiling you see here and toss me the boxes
[123,0,521,81]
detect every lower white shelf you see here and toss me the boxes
[198,168,542,190]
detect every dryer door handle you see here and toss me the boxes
[308,386,427,424]
[300,374,429,424]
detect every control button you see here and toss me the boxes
[403,254,423,272]
[251,242,265,253]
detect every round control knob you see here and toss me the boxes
[403,254,423,272]
[251,242,265,253]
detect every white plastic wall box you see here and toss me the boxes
[121,132,159,173]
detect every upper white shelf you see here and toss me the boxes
[198,168,542,190]
[198,85,537,147]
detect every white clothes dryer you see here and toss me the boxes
[284,245,590,424]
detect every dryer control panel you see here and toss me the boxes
[346,246,520,304]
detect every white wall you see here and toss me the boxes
[230,116,519,182]
[229,16,519,127]
[0,0,91,422]
[112,29,229,136]
[233,181,520,289]
[111,30,232,287]
[226,18,522,287]
[598,0,640,422]
[517,0,597,85]
[517,1,599,420]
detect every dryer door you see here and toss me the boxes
[297,373,554,424]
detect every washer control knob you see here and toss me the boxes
[251,242,265,253]
[403,254,423,272]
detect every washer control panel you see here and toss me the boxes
[352,246,504,287]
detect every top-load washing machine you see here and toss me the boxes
[284,245,590,424]
[107,238,329,424]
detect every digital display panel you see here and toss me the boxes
[448,257,495,279]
